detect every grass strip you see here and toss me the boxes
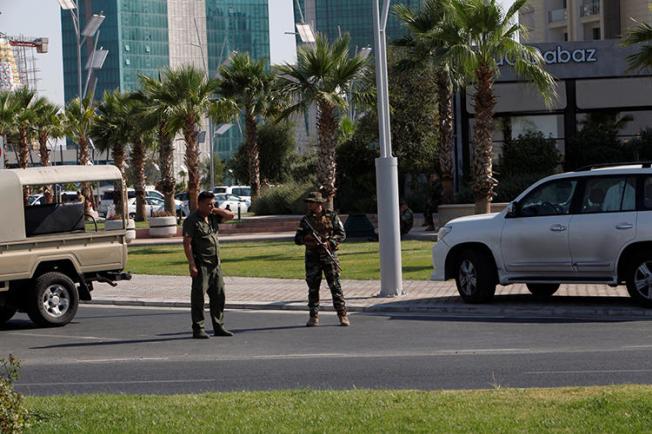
[127,240,434,280]
[25,386,652,433]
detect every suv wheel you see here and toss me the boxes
[454,250,496,303]
[526,284,560,298]
[0,306,17,325]
[625,255,652,307]
[27,272,79,327]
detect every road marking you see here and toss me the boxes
[75,357,170,363]
[17,378,217,387]
[525,369,652,375]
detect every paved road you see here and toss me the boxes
[3,305,652,395]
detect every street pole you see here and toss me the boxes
[373,0,403,297]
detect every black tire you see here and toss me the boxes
[0,306,17,325]
[129,212,136,219]
[454,249,496,303]
[526,283,560,298]
[625,254,652,307]
[27,272,79,327]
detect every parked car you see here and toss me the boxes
[432,163,652,307]
[100,189,180,217]
[127,196,164,219]
[213,185,251,209]
[215,193,248,214]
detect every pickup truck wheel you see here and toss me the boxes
[625,255,652,307]
[526,284,560,298]
[0,306,17,325]
[455,250,496,303]
[27,272,79,327]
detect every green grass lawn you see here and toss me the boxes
[25,386,652,433]
[127,240,433,280]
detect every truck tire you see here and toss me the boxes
[27,272,79,327]
[526,284,560,298]
[454,249,496,304]
[0,306,17,325]
[625,254,652,308]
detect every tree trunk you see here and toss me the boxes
[437,69,455,204]
[112,143,126,218]
[78,136,94,216]
[38,130,50,167]
[184,118,200,212]
[18,128,29,169]
[245,113,260,199]
[158,125,176,214]
[131,138,147,221]
[316,101,338,210]
[472,64,497,215]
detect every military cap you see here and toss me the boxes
[304,191,326,203]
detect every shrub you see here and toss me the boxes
[251,182,314,215]
[0,355,28,433]
[495,131,560,202]
[499,131,560,177]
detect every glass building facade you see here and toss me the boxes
[294,0,423,51]
[205,0,271,160]
[61,0,169,102]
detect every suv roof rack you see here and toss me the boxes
[575,161,652,172]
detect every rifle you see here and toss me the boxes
[303,218,342,273]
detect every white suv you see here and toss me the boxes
[432,163,652,307]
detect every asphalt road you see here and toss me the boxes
[3,306,652,395]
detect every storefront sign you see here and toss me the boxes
[497,40,649,82]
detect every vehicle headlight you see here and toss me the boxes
[437,225,452,241]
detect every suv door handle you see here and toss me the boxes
[550,224,567,232]
[615,223,633,230]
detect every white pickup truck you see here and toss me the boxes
[0,165,131,327]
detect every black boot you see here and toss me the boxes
[193,329,210,339]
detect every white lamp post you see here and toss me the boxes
[373,0,403,297]
[57,1,106,99]
[211,123,233,189]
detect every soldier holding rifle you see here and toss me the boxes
[294,191,350,327]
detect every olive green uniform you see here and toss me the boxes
[183,211,225,332]
[294,210,347,316]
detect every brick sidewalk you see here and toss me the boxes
[90,274,652,318]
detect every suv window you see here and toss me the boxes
[232,187,250,197]
[580,177,636,213]
[519,179,578,217]
[643,177,652,210]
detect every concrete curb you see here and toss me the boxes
[83,298,652,319]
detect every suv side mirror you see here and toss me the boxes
[506,201,519,218]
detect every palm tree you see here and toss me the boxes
[395,0,457,203]
[138,75,178,214]
[0,90,16,166]
[157,66,237,212]
[276,33,371,209]
[218,52,276,199]
[124,93,156,221]
[93,90,131,217]
[623,20,652,71]
[32,98,63,167]
[440,0,555,213]
[62,95,97,214]
[10,87,39,169]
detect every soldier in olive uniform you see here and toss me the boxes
[183,191,235,339]
[294,191,350,327]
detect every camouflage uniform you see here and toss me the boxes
[294,208,347,317]
[183,211,226,333]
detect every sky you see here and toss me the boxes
[0,0,516,107]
